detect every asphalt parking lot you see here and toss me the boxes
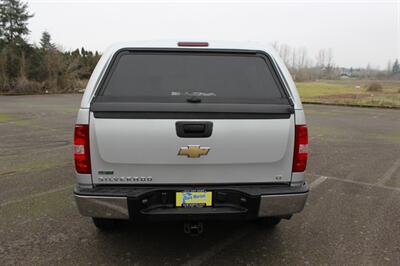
[0,94,399,265]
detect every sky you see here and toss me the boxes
[25,0,400,68]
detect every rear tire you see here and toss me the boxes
[92,217,121,231]
[257,217,282,227]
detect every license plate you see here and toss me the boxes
[176,191,212,207]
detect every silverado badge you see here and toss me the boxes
[178,145,210,158]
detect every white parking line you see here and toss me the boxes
[0,185,73,208]
[314,175,400,193]
[309,175,328,189]
[376,157,400,186]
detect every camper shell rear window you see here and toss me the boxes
[94,49,290,105]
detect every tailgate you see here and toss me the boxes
[90,114,294,184]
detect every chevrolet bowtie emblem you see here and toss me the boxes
[178,145,210,158]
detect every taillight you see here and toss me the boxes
[74,124,91,174]
[293,125,308,172]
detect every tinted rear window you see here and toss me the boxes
[99,51,288,104]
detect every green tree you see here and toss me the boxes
[0,0,33,45]
[39,30,55,50]
[0,0,102,93]
[392,59,400,73]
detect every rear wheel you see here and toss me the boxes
[92,217,121,231]
[257,217,282,227]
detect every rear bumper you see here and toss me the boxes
[74,183,308,221]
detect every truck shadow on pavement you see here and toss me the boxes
[88,220,282,264]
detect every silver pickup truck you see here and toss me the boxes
[73,41,309,233]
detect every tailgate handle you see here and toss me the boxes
[184,124,205,133]
[176,122,213,138]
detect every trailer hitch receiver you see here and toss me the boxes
[184,221,204,236]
